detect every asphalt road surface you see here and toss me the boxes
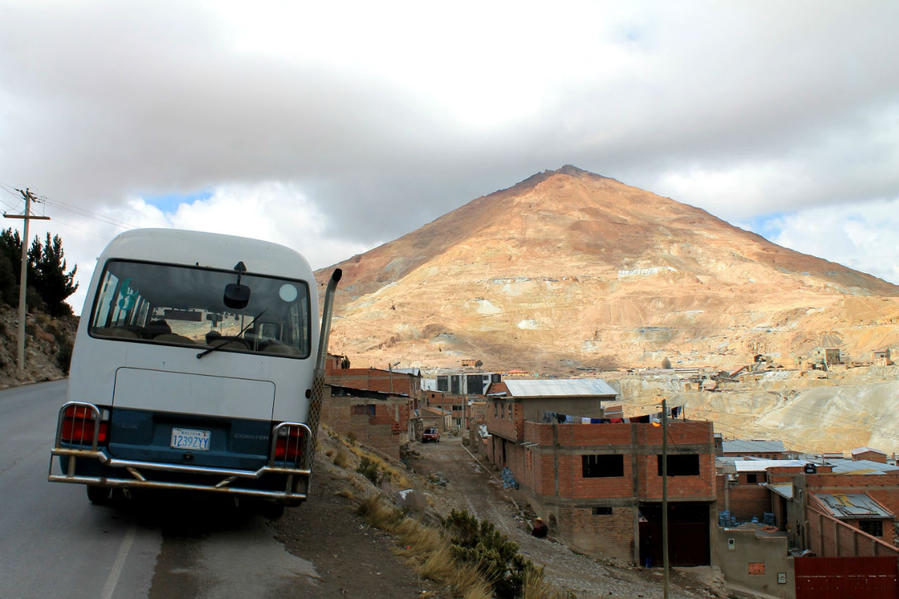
[0,380,318,599]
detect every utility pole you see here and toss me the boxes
[4,188,50,375]
[662,398,669,599]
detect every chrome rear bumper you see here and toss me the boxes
[48,401,313,502]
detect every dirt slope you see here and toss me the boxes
[318,166,899,373]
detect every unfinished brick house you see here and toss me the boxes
[484,378,717,566]
[326,360,422,406]
[319,384,412,460]
[719,457,899,555]
[423,390,466,429]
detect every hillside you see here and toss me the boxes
[319,166,899,373]
[0,305,76,389]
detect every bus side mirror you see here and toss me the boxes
[223,284,250,309]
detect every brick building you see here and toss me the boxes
[319,385,412,459]
[423,390,467,429]
[851,447,889,464]
[483,378,717,566]
[721,439,789,460]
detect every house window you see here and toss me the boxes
[746,473,758,484]
[351,404,376,416]
[582,454,624,478]
[859,520,883,537]
[657,454,700,476]
[508,403,513,418]
[593,507,613,515]
[494,402,498,417]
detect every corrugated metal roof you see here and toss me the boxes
[828,459,899,475]
[733,459,807,472]
[722,440,786,454]
[503,378,617,398]
[766,483,794,500]
[814,493,893,520]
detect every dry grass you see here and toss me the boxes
[451,563,493,599]
[356,494,401,530]
[356,498,493,599]
[522,566,568,599]
[332,447,350,468]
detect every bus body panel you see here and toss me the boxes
[51,228,328,504]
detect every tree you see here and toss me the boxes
[0,228,78,316]
[29,233,78,316]
[0,228,23,306]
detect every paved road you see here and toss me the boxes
[0,380,316,599]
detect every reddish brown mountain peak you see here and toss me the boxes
[555,164,604,178]
[322,170,899,373]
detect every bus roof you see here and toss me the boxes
[98,229,314,280]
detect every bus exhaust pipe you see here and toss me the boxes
[307,268,342,457]
[315,268,342,372]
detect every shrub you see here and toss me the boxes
[356,456,383,485]
[443,509,533,599]
[56,340,73,374]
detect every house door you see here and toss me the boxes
[795,556,898,599]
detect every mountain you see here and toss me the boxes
[318,166,899,373]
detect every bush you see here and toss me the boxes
[443,509,535,599]
[56,340,73,374]
[356,456,383,485]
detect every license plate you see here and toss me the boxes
[170,427,211,451]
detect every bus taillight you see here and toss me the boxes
[60,405,108,446]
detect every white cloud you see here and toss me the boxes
[764,198,899,285]
[2,0,899,308]
[24,182,375,314]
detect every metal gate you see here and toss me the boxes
[795,556,898,599]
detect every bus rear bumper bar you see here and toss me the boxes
[48,449,311,500]
[49,402,313,502]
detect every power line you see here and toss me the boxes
[39,197,136,230]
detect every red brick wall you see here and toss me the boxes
[508,421,715,502]
[327,368,419,398]
[486,398,523,441]
[319,392,410,460]
[852,450,887,463]
[726,483,772,522]
[807,507,899,557]
[559,506,634,561]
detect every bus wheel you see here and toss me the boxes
[260,502,285,520]
[87,485,113,505]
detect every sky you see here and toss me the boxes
[1,1,898,313]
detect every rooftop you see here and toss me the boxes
[827,458,899,475]
[722,440,786,454]
[502,378,617,398]
[813,493,893,520]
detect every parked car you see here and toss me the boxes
[422,427,440,443]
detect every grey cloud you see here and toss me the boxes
[2,1,899,250]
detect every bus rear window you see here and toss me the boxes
[89,260,311,358]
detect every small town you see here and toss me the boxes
[321,352,899,598]
[3,3,899,598]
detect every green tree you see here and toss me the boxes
[0,228,23,306]
[29,233,78,316]
[0,228,78,315]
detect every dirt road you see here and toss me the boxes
[408,435,721,599]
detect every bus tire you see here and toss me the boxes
[87,485,113,505]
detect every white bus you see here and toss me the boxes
[49,229,341,514]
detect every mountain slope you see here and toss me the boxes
[319,166,899,372]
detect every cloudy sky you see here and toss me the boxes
[2,1,898,312]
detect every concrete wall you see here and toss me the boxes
[716,528,794,599]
